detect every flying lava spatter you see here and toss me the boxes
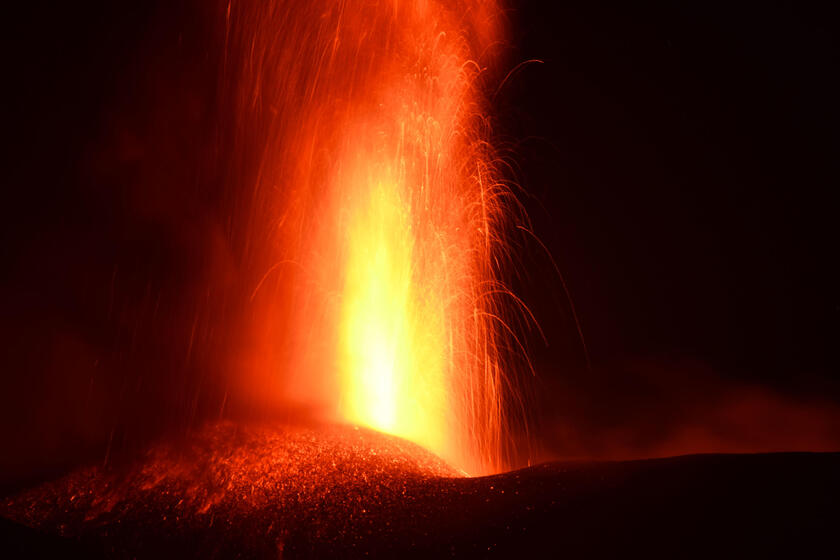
[222,0,523,475]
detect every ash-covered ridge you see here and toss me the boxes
[2,421,458,555]
[3,422,839,558]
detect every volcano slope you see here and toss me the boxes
[2,421,838,558]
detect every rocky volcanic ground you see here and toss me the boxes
[2,421,838,558]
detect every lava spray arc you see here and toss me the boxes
[222,0,527,475]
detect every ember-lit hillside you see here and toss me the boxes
[2,0,839,556]
[3,423,838,557]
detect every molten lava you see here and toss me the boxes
[224,0,518,474]
[339,181,447,451]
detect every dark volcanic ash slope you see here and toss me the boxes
[2,421,839,558]
[1,422,458,556]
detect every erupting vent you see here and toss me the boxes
[225,0,523,475]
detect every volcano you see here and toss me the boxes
[2,422,838,558]
[4,0,840,558]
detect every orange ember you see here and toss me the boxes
[223,0,519,474]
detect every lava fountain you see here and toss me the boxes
[222,0,522,475]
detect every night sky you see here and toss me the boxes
[498,1,839,460]
[2,1,838,487]
[503,0,838,382]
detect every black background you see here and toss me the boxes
[497,1,840,461]
[2,1,838,486]
[502,0,838,383]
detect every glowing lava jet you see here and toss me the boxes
[225,0,519,475]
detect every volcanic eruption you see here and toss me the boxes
[220,0,526,475]
[3,0,840,557]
